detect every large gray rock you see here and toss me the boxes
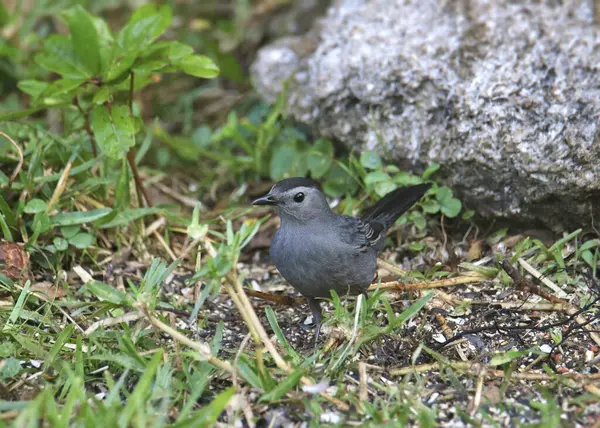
[251,0,600,230]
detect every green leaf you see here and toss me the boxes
[84,281,130,305]
[62,6,101,75]
[440,198,462,217]
[360,151,382,170]
[99,207,162,229]
[44,324,75,371]
[270,143,297,180]
[68,233,94,249]
[265,306,302,365]
[60,226,80,239]
[178,54,219,78]
[435,186,453,203]
[17,80,49,99]
[421,199,440,214]
[24,199,47,214]
[90,104,135,160]
[458,262,498,278]
[117,4,172,52]
[259,369,303,402]
[364,171,391,185]
[307,138,333,179]
[0,357,21,380]
[42,78,86,98]
[34,35,90,78]
[323,163,359,197]
[422,162,440,179]
[375,181,397,197]
[53,237,69,251]
[51,208,112,226]
[461,209,475,220]
[489,348,539,366]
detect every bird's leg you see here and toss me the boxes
[307,297,323,347]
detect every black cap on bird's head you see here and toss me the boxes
[252,177,331,222]
[252,177,321,206]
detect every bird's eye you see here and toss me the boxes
[293,192,305,203]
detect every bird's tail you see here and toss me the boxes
[360,183,432,230]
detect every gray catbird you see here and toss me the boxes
[253,177,431,343]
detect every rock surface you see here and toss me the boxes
[251,0,600,230]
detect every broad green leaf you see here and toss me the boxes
[90,104,135,160]
[84,281,129,305]
[364,170,391,185]
[440,197,462,217]
[42,78,86,98]
[0,357,21,380]
[34,35,90,78]
[360,151,382,170]
[323,163,359,197]
[24,199,47,214]
[178,54,219,78]
[435,186,453,203]
[116,4,172,52]
[51,208,112,226]
[62,6,101,75]
[422,162,440,179]
[104,52,137,82]
[53,237,69,251]
[68,233,94,249]
[60,226,80,239]
[421,199,440,214]
[92,86,111,104]
[17,80,49,99]
[307,138,333,178]
[375,181,397,197]
[270,143,297,180]
[142,40,193,62]
[99,207,162,228]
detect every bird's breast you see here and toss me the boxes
[270,224,376,298]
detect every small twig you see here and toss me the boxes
[371,275,482,292]
[84,311,144,335]
[377,258,407,276]
[125,71,153,207]
[73,97,97,157]
[391,361,600,382]
[153,231,178,261]
[358,362,368,411]
[469,366,486,416]
[0,131,23,190]
[47,159,73,211]
[517,258,567,298]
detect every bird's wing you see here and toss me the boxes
[338,216,385,252]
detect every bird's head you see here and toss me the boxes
[252,177,333,223]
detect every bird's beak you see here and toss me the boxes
[252,193,277,206]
